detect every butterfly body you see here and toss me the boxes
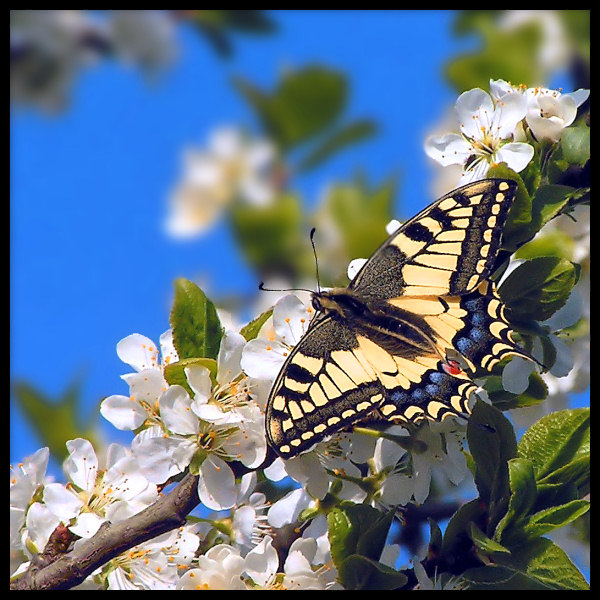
[313,288,449,358]
[266,179,532,458]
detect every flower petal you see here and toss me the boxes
[502,356,534,394]
[424,133,471,167]
[245,536,279,586]
[117,334,160,372]
[455,88,494,138]
[241,338,288,380]
[273,294,311,346]
[198,455,237,510]
[494,91,528,137]
[185,364,212,402]
[217,330,246,386]
[159,385,198,435]
[100,394,147,430]
[64,438,98,492]
[495,142,534,173]
[566,88,590,109]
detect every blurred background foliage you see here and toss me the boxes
[11,10,589,560]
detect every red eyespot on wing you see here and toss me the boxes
[442,359,463,376]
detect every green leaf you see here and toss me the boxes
[521,499,590,541]
[485,164,534,252]
[240,307,273,341]
[170,278,223,360]
[560,125,590,167]
[467,401,516,532]
[494,537,589,590]
[229,192,307,280]
[427,517,443,554]
[463,536,589,589]
[468,522,511,555]
[534,481,579,512]
[514,230,575,262]
[461,565,553,590]
[296,119,378,173]
[327,504,393,567]
[441,499,486,557]
[327,505,367,566]
[337,555,407,590]
[547,122,590,184]
[164,357,218,395]
[530,184,575,229]
[356,509,395,561]
[517,408,589,484]
[494,458,537,545]
[484,371,548,411]
[12,378,101,463]
[499,257,580,321]
[188,448,208,475]
[234,66,348,149]
[536,455,590,490]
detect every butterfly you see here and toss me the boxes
[265,179,532,458]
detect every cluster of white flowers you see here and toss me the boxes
[177,536,340,590]
[10,10,176,112]
[166,126,279,238]
[11,286,479,588]
[101,328,267,511]
[425,78,589,188]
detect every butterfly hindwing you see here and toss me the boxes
[384,280,531,375]
[266,313,482,458]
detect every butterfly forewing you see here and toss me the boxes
[350,179,517,299]
[266,317,386,457]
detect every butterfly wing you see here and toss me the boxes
[266,314,479,458]
[350,178,529,370]
[350,179,517,300]
[266,316,383,457]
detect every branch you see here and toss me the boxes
[10,473,200,591]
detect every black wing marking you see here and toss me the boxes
[266,314,481,458]
[350,179,517,300]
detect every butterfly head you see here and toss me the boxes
[311,288,366,320]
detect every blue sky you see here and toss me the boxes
[11,10,587,469]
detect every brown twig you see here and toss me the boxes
[10,473,200,590]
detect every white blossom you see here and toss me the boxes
[177,544,249,590]
[374,421,469,506]
[524,86,589,142]
[241,294,314,382]
[166,126,278,238]
[43,439,158,539]
[10,447,54,574]
[100,330,177,431]
[103,526,200,590]
[125,329,267,510]
[281,537,341,590]
[425,86,533,184]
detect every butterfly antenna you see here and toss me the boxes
[310,227,321,293]
[258,281,315,294]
